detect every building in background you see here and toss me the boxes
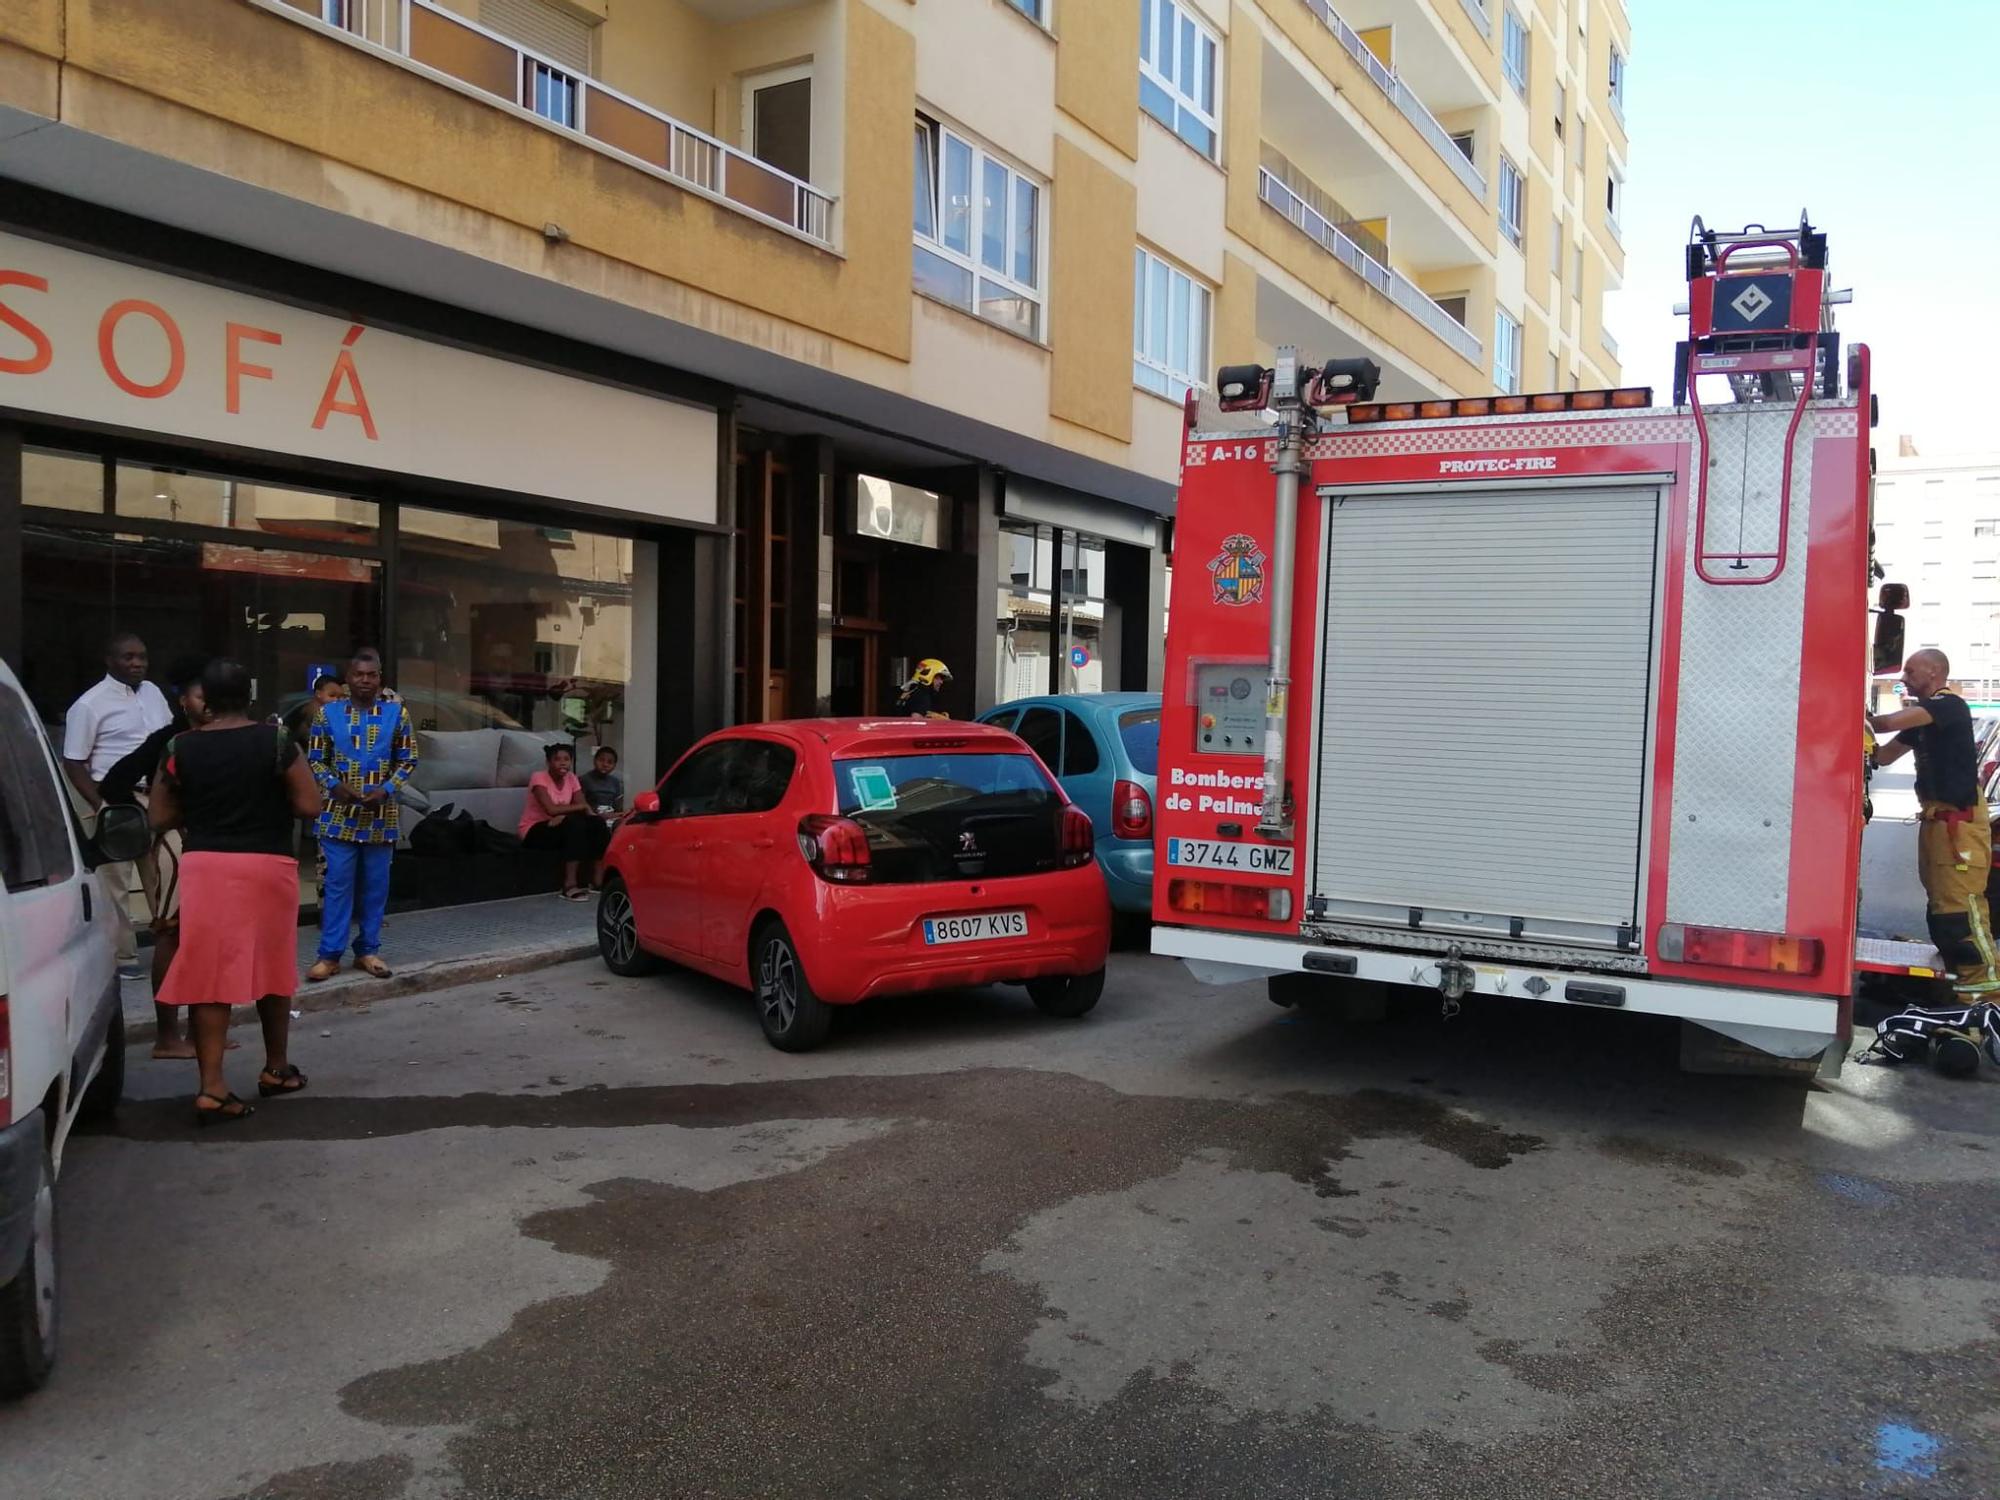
[1873,442,2000,707]
[0,0,1629,907]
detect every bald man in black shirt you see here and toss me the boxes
[1871,649,1998,996]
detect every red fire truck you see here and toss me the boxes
[1151,217,1922,1072]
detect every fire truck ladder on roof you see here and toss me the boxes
[1676,216,1837,587]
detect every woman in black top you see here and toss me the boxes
[150,660,322,1125]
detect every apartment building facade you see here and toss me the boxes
[1874,445,2000,707]
[0,0,1629,800]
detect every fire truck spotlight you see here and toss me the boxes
[1308,357,1382,405]
[1216,364,1272,410]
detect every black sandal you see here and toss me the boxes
[194,1091,255,1126]
[258,1064,308,1098]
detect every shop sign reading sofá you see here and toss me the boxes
[0,230,716,526]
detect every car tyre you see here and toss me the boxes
[0,1140,58,1400]
[1028,968,1104,1019]
[596,877,661,977]
[77,1005,125,1124]
[754,921,834,1053]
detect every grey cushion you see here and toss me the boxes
[497,730,567,789]
[411,729,503,793]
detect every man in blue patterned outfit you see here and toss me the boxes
[306,649,418,981]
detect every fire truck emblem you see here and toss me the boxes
[1729,283,1774,324]
[1208,533,1267,606]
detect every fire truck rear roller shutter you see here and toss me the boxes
[1310,485,1661,941]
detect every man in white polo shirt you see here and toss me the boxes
[63,632,174,981]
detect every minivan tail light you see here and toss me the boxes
[797,815,872,883]
[1112,779,1153,840]
[1060,805,1095,868]
[1656,922,1823,976]
[0,994,11,1114]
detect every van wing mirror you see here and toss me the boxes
[1873,610,1906,676]
[91,802,151,865]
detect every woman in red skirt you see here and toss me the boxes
[150,659,323,1125]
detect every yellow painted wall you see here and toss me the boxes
[1055,0,1139,160]
[1214,251,1258,366]
[1048,138,1137,442]
[1527,15,1555,172]
[1524,170,1552,309]
[1523,306,1550,393]
[595,0,719,133]
[1358,26,1391,67]
[0,36,58,117]
[0,0,61,54]
[44,0,912,363]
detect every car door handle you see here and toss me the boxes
[689,840,705,852]
[750,836,775,850]
[81,883,93,923]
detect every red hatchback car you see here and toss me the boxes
[594,719,1113,1050]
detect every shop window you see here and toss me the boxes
[1060,711,1101,776]
[113,461,379,540]
[23,447,105,512]
[394,505,635,757]
[913,114,1043,340]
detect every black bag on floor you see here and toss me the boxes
[409,803,477,858]
[1857,1001,2000,1078]
[475,820,522,856]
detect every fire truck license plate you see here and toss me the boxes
[924,911,1028,945]
[1167,839,1294,875]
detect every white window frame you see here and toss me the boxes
[1502,8,1529,97]
[1605,168,1624,235]
[1498,155,1525,248]
[1608,45,1626,115]
[1132,246,1213,403]
[1493,309,1523,395]
[742,63,815,184]
[912,114,1046,342]
[1139,0,1221,161]
[1554,80,1566,139]
[1005,0,1050,24]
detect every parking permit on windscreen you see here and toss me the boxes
[849,765,897,811]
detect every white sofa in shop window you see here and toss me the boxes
[396,728,576,845]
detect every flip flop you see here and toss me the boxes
[257,1064,308,1098]
[194,1091,255,1127]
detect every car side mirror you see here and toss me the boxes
[90,802,151,865]
[630,791,662,821]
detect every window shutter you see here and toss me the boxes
[479,0,593,74]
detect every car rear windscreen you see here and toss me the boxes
[833,752,1064,883]
[1117,708,1161,777]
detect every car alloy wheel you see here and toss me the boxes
[759,936,800,1035]
[598,886,638,969]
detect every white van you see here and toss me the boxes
[0,657,149,1398]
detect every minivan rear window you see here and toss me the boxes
[834,752,1063,883]
[1118,708,1161,777]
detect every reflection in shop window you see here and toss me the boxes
[113,461,379,539]
[994,522,1111,701]
[394,506,635,764]
[23,448,106,512]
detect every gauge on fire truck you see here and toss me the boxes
[1193,662,1266,754]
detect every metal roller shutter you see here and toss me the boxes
[479,0,593,73]
[1309,485,1659,941]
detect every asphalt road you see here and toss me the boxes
[2,948,1996,1500]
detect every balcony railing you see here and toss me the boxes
[1260,145,1388,266]
[1298,0,1487,204]
[269,0,835,247]
[1258,158,1482,366]
[1458,0,1492,40]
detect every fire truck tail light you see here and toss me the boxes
[1343,387,1655,425]
[1657,923,1823,976]
[1168,879,1290,922]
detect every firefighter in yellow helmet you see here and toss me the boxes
[1871,649,2000,997]
[897,658,952,719]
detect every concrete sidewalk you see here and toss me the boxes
[125,892,598,1041]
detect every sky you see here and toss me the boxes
[1601,0,2000,456]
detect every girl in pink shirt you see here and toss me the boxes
[519,744,611,899]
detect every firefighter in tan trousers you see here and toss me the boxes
[1871,649,2000,996]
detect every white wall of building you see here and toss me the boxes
[1873,448,2000,701]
